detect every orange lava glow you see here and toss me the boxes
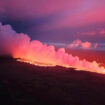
[0,23,105,74]
[17,58,56,67]
[13,41,105,74]
[16,53,105,74]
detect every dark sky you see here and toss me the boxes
[0,0,105,43]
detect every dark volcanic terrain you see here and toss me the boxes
[0,56,105,105]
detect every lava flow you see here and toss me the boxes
[0,23,105,74]
[17,58,56,67]
[15,48,105,74]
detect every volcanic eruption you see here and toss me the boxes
[0,23,105,74]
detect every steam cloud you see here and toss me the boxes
[0,23,105,74]
[69,39,98,49]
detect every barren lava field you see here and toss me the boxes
[0,56,105,105]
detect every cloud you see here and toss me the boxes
[0,0,105,43]
[0,0,84,20]
[41,4,105,30]
[81,41,92,49]
[69,39,92,49]
[69,40,81,48]
[94,43,98,48]
[99,29,105,35]
[78,29,105,38]
[78,32,96,36]
[0,0,105,29]
[0,22,105,73]
[69,39,98,49]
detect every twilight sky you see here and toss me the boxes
[0,0,105,43]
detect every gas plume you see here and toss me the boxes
[69,39,98,49]
[0,23,105,74]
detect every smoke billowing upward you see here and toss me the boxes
[0,23,105,74]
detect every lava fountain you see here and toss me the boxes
[0,23,105,74]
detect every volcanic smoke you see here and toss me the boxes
[0,23,105,74]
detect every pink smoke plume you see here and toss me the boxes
[81,41,91,49]
[69,39,98,49]
[94,43,98,48]
[0,23,105,74]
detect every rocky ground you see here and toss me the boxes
[0,56,105,105]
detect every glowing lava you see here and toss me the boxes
[17,58,56,67]
[16,50,105,74]
[0,23,105,74]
